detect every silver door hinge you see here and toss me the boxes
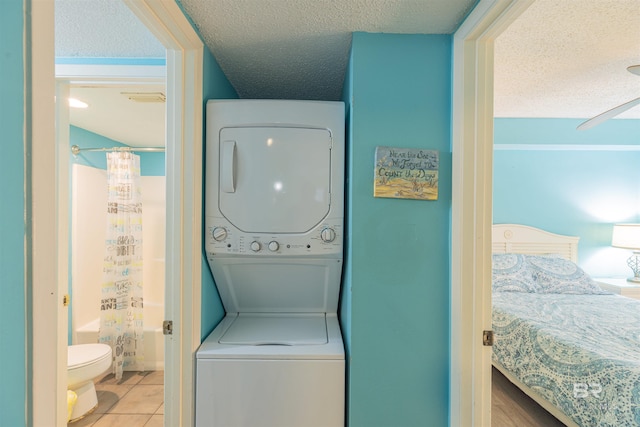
[163,320,173,335]
[483,330,494,346]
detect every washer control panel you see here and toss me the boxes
[206,216,343,256]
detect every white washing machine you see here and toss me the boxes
[196,100,345,427]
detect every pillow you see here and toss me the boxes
[524,255,610,294]
[492,253,539,292]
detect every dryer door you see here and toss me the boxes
[218,126,332,233]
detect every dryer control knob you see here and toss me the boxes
[250,241,261,252]
[320,227,336,243]
[268,241,279,252]
[212,227,227,241]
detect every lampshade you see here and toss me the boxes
[611,224,640,250]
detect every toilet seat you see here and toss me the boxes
[68,343,112,370]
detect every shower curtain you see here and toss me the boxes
[99,151,144,379]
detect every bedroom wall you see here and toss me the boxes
[0,1,27,425]
[493,118,640,278]
[343,32,451,427]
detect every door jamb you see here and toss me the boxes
[450,0,533,425]
[124,2,204,425]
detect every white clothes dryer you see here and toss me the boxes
[196,100,345,427]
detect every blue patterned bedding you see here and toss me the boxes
[493,292,640,426]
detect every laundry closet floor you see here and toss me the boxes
[68,370,164,427]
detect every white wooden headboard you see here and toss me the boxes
[492,224,579,262]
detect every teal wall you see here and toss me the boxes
[199,45,238,340]
[0,0,27,425]
[494,118,640,278]
[343,32,452,427]
[70,126,165,176]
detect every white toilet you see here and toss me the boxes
[67,343,113,422]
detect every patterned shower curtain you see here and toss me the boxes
[99,151,144,379]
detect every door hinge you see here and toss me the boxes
[483,330,494,346]
[163,320,173,335]
[63,294,70,307]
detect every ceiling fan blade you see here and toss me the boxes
[628,65,640,76]
[577,97,640,131]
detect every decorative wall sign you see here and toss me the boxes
[374,146,439,200]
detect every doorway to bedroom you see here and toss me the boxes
[489,1,640,426]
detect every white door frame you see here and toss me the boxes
[31,0,203,425]
[450,0,532,425]
[30,0,63,424]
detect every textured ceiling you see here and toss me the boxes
[69,84,166,147]
[55,0,164,57]
[55,0,640,148]
[494,0,640,119]
[179,0,476,100]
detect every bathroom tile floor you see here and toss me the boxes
[68,370,164,427]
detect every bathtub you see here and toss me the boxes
[75,306,165,371]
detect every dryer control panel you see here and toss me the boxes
[206,216,343,257]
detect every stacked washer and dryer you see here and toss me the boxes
[196,100,345,427]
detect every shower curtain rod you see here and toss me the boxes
[70,144,165,156]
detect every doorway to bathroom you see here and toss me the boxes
[66,78,167,372]
[34,1,205,425]
[58,71,167,424]
[55,1,168,393]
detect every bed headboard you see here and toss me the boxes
[492,224,579,262]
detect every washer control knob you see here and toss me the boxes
[268,241,279,252]
[212,227,227,241]
[250,241,261,252]
[320,227,336,243]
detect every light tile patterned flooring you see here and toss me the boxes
[69,370,164,427]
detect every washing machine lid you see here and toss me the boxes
[208,257,342,314]
[219,313,328,345]
[218,126,332,234]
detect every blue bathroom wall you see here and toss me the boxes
[0,0,27,425]
[199,45,239,340]
[70,125,165,176]
[494,118,640,277]
[344,32,452,427]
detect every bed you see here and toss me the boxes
[492,224,640,427]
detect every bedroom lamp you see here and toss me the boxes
[611,223,640,283]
